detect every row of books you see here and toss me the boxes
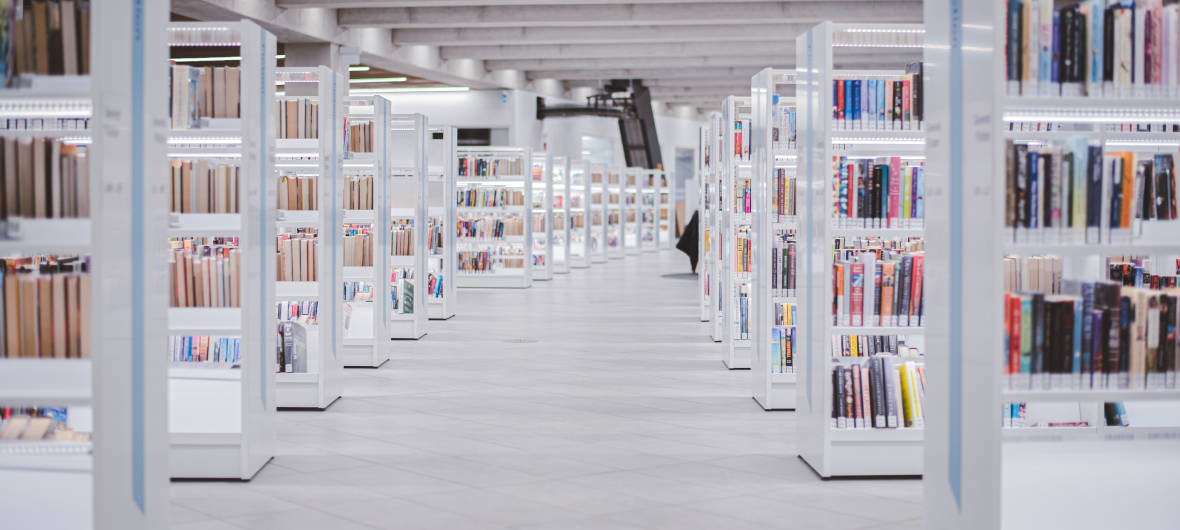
[4,0,91,82]
[343,228,370,267]
[833,244,926,328]
[169,65,241,128]
[391,276,414,314]
[456,216,523,239]
[776,301,796,327]
[169,241,240,308]
[0,409,86,441]
[736,284,749,340]
[833,156,925,229]
[169,160,239,214]
[771,327,795,374]
[276,318,309,373]
[771,234,797,295]
[607,211,620,225]
[531,253,545,267]
[532,212,547,232]
[733,119,752,161]
[1002,255,1063,294]
[0,136,89,220]
[1108,257,1180,288]
[570,212,585,228]
[277,99,319,139]
[346,120,373,153]
[1004,141,1177,237]
[170,336,239,364]
[832,64,924,131]
[457,156,522,178]
[832,334,923,359]
[342,281,371,302]
[553,212,565,230]
[277,175,316,211]
[392,224,415,256]
[772,103,798,149]
[832,356,926,429]
[1004,279,1180,390]
[276,232,317,282]
[773,168,797,219]
[277,300,316,323]
[734,177,751,214]
[0,256,88,359]
[425,272,443,299]
[1005,0,1180,98]
[456,187,526,208]
[343,176,373,210]
[735,226,751,274]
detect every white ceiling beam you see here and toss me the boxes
[485,55,790,71]
[442,41,793,61]
[283,0,757,7]
[338,1,923,29]
[526,67,763,81]
[392,23,811,46]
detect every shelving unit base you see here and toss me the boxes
[799,437,923,479]
[275,375,340,410]
[343,344,390,368]
[169,434,272,480]
[753,375,796,411]
[428,304,455,320]
[723,347,751,370]
[390,319,427,339]
[457,275,529,289]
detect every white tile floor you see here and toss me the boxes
[171,250,923,529]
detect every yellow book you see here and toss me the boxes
[899,361,915,428]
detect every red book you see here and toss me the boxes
[1007,293,1021,375]
[836,80,846,125]
[850,263,865,327]
[910,254,924,326]
[902,79,911,126]
[852,364,864,428]
[734,121,742,157]
[888,157,901,227]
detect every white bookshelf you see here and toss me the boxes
[0,4,170,528]
[551,156,571,273]
[589,162,608,264]
[387,114,429,337]
[640,169,659,252]
[657,169,676,249]
[705,112,725,340]
[623,167,641,255]
[794,22,926,478]
[166,21,278,480]
[272,66,345,409]
[530,152,554,280]
[568,159,592,268]
[426,126,457,319]
[605,166,624,259]
[924,3,1180,528]
[341,95,391,368]
[456,146,533,288]
[752,68,799,411]
[721,95,753,370]
[698,126,712,320]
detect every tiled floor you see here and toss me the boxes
[171,250,923,529]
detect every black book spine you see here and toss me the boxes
[1061,9,1073,84]
[1073,9,1086,84]
[1041,152,1053,228]
[897,256,913,323]
[832,368,841,425]
[1087,145,1103,228]
[1105,285,1121,377]
[1016,143,1029,228]
[1118,295,1132,374]
[1141,160,1155,220]
[1103,7,1115,82]
[1062,301,1075,375]
[1031,293,1045,376]
[1161,295,1177,373]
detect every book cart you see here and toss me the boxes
[924,2,1180,528]
[568,159,592,268]
[657,169,676,248]
[165,21,278,479]
[589,162,608,264]
[530,152,554,280]
[272,66,344,409]
[551,156,571,273]
[0,3,170,527]
[721,95,753,370]
[794,22,927,477]
[387,114,429,337]
[455,147,533,288]
[752,68,800,410]
[640,169,659,252]
[705,112,725,340]
[426,126,457,319]
[623,167,641,255]
[340,95,391,368]
[605,166,624,258]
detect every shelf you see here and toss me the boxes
[1003,426,1180,444]
[169,213,241,237]
[390,207,415,218]
[456,206,524,215]
[1002,242,1180,258]
[343,266,373,281]
[343,210,375,224]
[275,281,319,300]
[275,210,319,227]
[390,255,415,267]
[0,359,91,406]
[770,372,797,384]
[275,138,319,151]
[275,371,319,384]
[1002,389,1180,403]
[0,218,92,255]
[168,307,243,335]
[830,226,925,238]
[168,365,241,381]
[456,236,525,244]
[0,441,92,472]
[830,325,923,335]
[1002,96,1180,123]
[829,427,924,443]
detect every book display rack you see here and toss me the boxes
[272,66,345,409]
[386,114,429,336]
[530,152,554,280]
[426,126,457,320]
[705,112,725,340]
[589,162,608,264]
[698,125,715,321]
[641,169,659,252]
[455,147,533,288]
[568,159,591,268]
[657,169,676,248]
[752,68,800,411]
[606,167,624,259]
[721,95,754,370]
[623,167,641,255]
[0,3,170,528]
[924,2,1180,528]
[340,95,391,368]
[551,156,571,273]
[794,22,927,478]
[165,21,278,480]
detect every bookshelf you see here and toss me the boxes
[698,126,713,321]
[426,126,457,319]
[751,68,800,411]
[272,66,345,409]
[623,167,641,255]
[166,20,278,479]
[589,162,608,264]
[657,169,676,249]
[551,156,571,273]
[606,166,624,258]
[924,2,1180,528]
[530,152,554,280]
[640,169,659,252]
[568,159,591,268]
[0,3,170,528]
[794,22,927,478]
[340,95,391,368]
[455,146,533,288]
[721,95,753,370]
[705,112,725,341]
[386,114,429,337]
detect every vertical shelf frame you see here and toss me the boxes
[426,126,457,319]
[623,167,641,255]
[721,95,753,370]
[388,114,429,336]
[706,112,725,341]
[589,162,608,264]
[551,156,571,273]
[640,169,659,252]
[568,159,592,268]
[606,166,624,259]
[658,169,676,248]
[530,152,554,280]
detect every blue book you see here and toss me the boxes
[877,79,886,125]
[1072,300,1083,376]
[771,328,781,373]
[1051,11,1060,84]
[1028,151,1039,229]
[914,167,924,220]
[1008,0,1023,81]
[867,80,876,124]
[1089,0,1104,87]
[844,81,852,121]
[852,80,861,121]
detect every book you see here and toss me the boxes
[0,255,88,359]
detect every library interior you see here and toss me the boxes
[2,0,1180,529]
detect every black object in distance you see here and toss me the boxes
[432,132,444,140]
[677,211,699,273]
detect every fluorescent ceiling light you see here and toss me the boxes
[172,55,241,63]
[349,66,370,72]
[350,76,408,84]
[351,86,470,94]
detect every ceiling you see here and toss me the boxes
[173,0,924,116]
